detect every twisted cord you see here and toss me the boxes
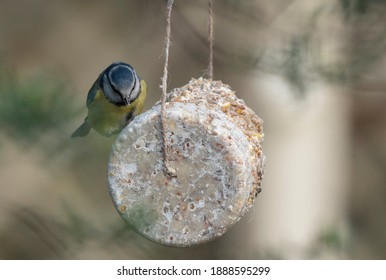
[208,0,214,80]
[161,0,176,177]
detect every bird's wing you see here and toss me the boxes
[86,79,103,107]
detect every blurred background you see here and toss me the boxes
[1,0,386,259]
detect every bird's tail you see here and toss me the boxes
[71,119,91,138]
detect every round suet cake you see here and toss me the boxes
[108,78,265,246]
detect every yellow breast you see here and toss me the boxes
[88,80,147,137]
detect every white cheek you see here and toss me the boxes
[129,76,141,102]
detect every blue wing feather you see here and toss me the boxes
[86,77,102,107]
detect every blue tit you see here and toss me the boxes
[71,62,147,137]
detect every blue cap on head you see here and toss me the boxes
[108,63,135,93]
[101,62,140,106]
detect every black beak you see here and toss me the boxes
[123,96,131,106]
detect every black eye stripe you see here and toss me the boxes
[106,72,122,95]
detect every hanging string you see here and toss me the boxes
[161,0,176,178]
[208,0,214,80]
[160,0,214,177]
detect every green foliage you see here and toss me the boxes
[318,227,346,250]
[0,71,79,143]
[340,0,386,17]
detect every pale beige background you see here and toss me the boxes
[0,0,385,259]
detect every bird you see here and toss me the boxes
[71,62,147,137]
